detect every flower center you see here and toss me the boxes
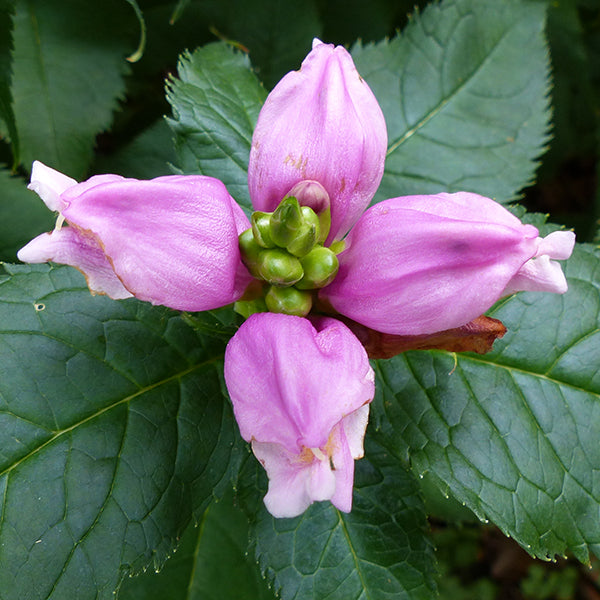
[236,194,340,318]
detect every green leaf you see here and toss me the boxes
[245,439,437,600]
[11,0,137,178]
[352,0,551,204]
[0,263,242,598]
[119,489,275,600]
[167,42,267,215]
[0,167,54,261]
[372,242,600,563]
[0,0,19,166]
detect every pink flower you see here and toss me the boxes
[18,161,253,311]
[17,41,577,520]
[248,39,387,243]
[321,192,576,335]
[224,313,374,518]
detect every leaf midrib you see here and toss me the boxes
[0,357,220,480]
[337,510,370,600]
[25,0,60,164]
[460,352,600,398]
[386,12,511,158]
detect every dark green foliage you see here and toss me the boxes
[0,264,243,598]
[353,0,551,204]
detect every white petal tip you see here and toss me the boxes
[537,230,576,260]
[28,161,78,212]
[504,255,569,296]
[17,233,53,264]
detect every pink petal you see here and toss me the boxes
[61,173,125,202]
[224,313,374,452]
[322,192,544,335]
[251,441,336,518]
[17,228,132,299]
[61,175,252,311]
[327,422,355,513]
[340,404,370,460]
[248,41,387,242]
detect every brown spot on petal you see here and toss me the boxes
[340,315,507,359]
[283,154,308,176]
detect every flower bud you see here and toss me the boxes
[239,228,264,278]
[301,206,322,238]
[288,180,330,215]
[251,212,276,248]
[269,196,304,247]
[264,285,313,316]
[289,181,331,243]
[321,192,575,335]
[286,222,318,258]
[248,40,387,243]
[258,248,304,286]
[296,246,339,289]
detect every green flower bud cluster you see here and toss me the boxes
[238,196,339,317]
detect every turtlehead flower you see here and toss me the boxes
[224,313,374,518]
[18,161,253,311]
[248,39,387,243]
[321,192,576,335]
[17,41,577,520]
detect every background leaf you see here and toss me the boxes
[317,0,425,47]
[0,167,54,261]
[352,0,551,204]
[208,0,322,90]
[371,241,600,563]
[118,489,275,600]
[167,42,266,214]
[0,0,18,166]
[0,263,243,599]
[241,439,437,600]
[93,118,177,179]
[10,0,137,178]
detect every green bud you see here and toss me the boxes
[251,212,275,248]
[328,239,346,255]
[296,246,339,289]
[270,196,303,247]
[301,206,321,234]
[258,248,304,286]
[239,228,263,278]
[286,222,318,257]
[265,285,312,317]
[301,204,329,244]
[316,207,331,243]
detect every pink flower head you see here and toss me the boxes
[248,39,387,243]
[18,161,253,311]
[224,313,374,518]
[321,192,575,336]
